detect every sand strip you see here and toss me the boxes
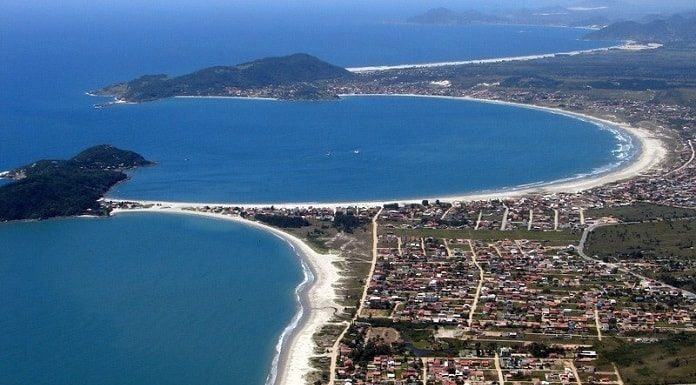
[110,207,340,385]
[346,42,662,72]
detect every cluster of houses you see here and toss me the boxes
[594,284,695,333]
[378,196,588,232]
[337,355,423,385]
[426,357,497,385]
[468,239,695,336]
[335,323,422,385]
[333,320,595,385]
[498,351,579,385]
[471,240,594,336]
[362,233,696,337]
[363,234,479,323]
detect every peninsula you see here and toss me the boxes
[92,53,354,104]
[0,145,152,221]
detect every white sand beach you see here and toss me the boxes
[110,206,341,385]
[346,42,662,73]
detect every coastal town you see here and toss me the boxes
[84,40,696,385]
[101,43,696,384]
[108,162,696,385]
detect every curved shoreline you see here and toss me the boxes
[109,207,339,385]
[106,94,669,385]
[110,94,667,209]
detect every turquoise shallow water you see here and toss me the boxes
[0,214,303,385]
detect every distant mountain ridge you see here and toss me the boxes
[586,13,696,42]
[95,53,354,102]
[409,6,696,43]
[406,5,626,28]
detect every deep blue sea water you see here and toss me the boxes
[11,95,623,203]
[0,8,619,202]
[0,5,625,385]
[0,95,625,203]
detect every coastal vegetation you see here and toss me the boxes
[586,202,696,222]
[585,218,696,260]
[0,145,151,221]
[333,212,369,233]
[595,334,696,385]
[586,222,696,288]
[255,213,310,228]
[342,323,403,364]
[585,218,696,291]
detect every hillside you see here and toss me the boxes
[407,5,622,28]
[0,145,152,221]
[586,14,696,42]
[94,53,354,102]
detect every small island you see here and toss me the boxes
[0,145,152,221]
[92,53,354,104]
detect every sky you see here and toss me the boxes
[4,0,695,12]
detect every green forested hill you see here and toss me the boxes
[96,53,354,102]
[0,145,152,221]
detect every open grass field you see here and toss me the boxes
[585,218,696,259]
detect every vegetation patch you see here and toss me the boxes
[595,334,696,385]
[586,218,696,259]
[586,203,696,223]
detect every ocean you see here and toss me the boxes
[100,95,626,203]
[0,4,623,385]
[0,214,303,385]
